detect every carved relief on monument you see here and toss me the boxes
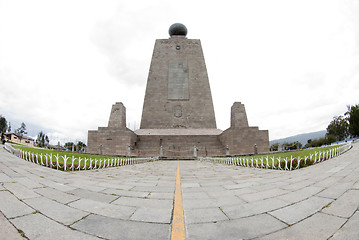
[173,105,182,118]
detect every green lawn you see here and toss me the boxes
[255,146,337,159]
[13,145,111,160]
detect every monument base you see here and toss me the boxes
[87,103,269,158]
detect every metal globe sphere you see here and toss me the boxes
[169,23,187,37]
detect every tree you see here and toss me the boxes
[36,131,49,147]
[345,104,359,137]
[64,142,74,151]
[76,141,87,152]
[7,122,11,133]
[0,115,7,134]
[326,115,349,141]
[282,141,302,150]
[305,135,336,148]
[15,122,27,139]
[270,143,279,151]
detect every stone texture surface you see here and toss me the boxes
[187,214,287,240]
[68,198,135,220]
[23,196,88,225]
[71,214,171,240]
[269,196,333,225]
[1,142,359,239]
[140,37,216,129]
[0,190,35,218]
[0,211,23,240]
[184,207,229,224]
[322,189,359,218]
[258,213,346,240]
[330,211,359,240]
[10,213,100,240]
[130,207,172,223]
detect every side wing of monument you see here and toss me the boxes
[87,102,136,156]
[219,102,270,155]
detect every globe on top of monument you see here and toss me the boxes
[169,23,187,37]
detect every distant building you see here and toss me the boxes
[4,133,34,147]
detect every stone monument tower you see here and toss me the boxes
[87,23,269,157]
[140,23,216,129]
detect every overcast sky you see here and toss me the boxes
[0,0,358,145]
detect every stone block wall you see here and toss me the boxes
[87,102,138,156]
[219,127,269,156]
[140,37,216,129]
[136,134,225,158]
[87,128,137,156]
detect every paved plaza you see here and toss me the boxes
[0,143,358,239]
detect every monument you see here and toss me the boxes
[87,23,269,158]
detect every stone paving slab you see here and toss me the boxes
[131,186,174,193]
[258,212,346,240]
[130,207,172,223]
[316,182,354,199]
[101,188,150,198]
[71,214,171,240]
[0,211,23,240]
[330,211,359,240]
[34,187,80,204]
[68,181,107,192]
[353,180,359,189]
[0,190,34,218]
[14,177,44,189]
[182,191,210,199]
[183,198,219,209]
[67,188,118,203]
[23,196,88,225]
[0,172,13,182]
[213,195,246,207]
[147,192,173,199]
[37,178,77,192]
[322,189,359,218]
[181,182,201,188]
[222,197,289,220]
[277,186,324,203]
[269,196,333,225]
[11,213,100,240]
[184,207,229,224]
[3,182,40,200]
[68,198,136,220]
[112,196,173,209]
[312,176,343,188]
[0,165,23,178]
[187,214,287,240]
[239,188,289,202]
[94,181,135,190]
